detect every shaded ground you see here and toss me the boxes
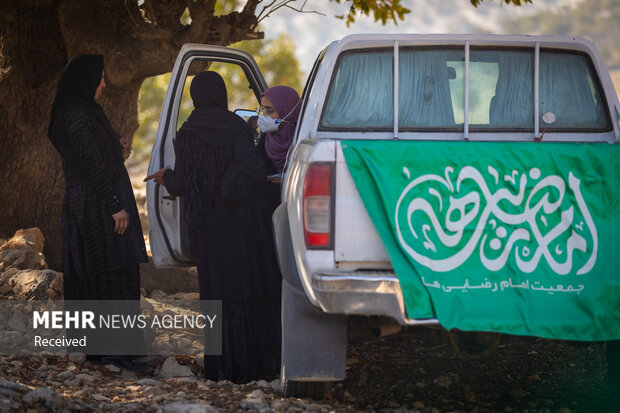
[337,317,617,413]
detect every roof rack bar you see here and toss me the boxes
[464,40,470,141]
[394,40,399,139]
[534,41,540,140]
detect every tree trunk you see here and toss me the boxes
[0,0,261,270]
[0,1,68,270]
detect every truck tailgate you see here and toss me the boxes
[334,142,390,265]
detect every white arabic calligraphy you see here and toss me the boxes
[395,167,598,274]
[421,277,585,295]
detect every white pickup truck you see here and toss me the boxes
[147,34,620,399]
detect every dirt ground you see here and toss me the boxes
[336,317,617,413]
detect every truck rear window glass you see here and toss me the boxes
[320,48,609,132]
[321,51,393,130]
[465,49,534,130]
[539,52,608,130]
[398,49,464,129]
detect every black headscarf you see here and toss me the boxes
[181,71,254,140]
[190,71,228,109]
[48,54,124,175]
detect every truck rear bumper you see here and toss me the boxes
[311,271,439,327]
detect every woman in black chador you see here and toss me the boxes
[48,54,147,302]
[145,71,282,383]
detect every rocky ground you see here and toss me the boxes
[0,182,617,412]
[0,318,617,412]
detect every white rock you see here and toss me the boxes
[76,373,97,384]
[157,356,195,378]
[104,364,121,373]
[269,379,280,392]
[22,388,62,409]
[0,378,30,393]
[272,400,289,413]
[121,369,139,380]
[74,387,93,398]
[240,389,268,410]
[255,379,269,388]
[56,371,76,380]
[67,352,86,363]
[137,378,162,386]
[11,270,58,299]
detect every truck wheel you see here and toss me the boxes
[282,380,330,399]
[608,340,620,405]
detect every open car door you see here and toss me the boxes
[147,44,267,267]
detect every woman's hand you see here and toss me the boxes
[144,168,168,185]
[112,209,129,235]
[119,137,131,160]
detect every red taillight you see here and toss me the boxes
[303,163,333,249]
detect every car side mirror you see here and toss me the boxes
[234,109,256,120]
[234,109,259,143]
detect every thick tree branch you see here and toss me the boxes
[141,0,187,30]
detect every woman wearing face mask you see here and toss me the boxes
[257,86,301,174]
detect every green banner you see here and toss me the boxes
[342,140,620,341]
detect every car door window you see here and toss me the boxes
[176,59,260,131]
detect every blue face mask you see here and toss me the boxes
[257,114,280,133]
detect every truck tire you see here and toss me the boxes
[608,340,620,405]
[282,380,330,399]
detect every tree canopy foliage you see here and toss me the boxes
[469,0,532,7]
[330,0,411,26]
